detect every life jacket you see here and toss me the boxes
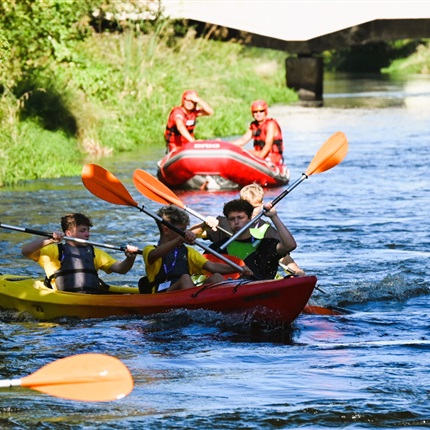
[45,243,109,293]
[212,237,280,280]
[139,245,189,294]
[250,118,284,164]
[225,238,261,261]
[164,107,199,151]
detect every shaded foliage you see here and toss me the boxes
[15,79,78,134]
[0,0,100,137]
[325,40,427,73]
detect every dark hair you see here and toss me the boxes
[156,206,190,233]
[61,213,93,232]
[222,199,254,218]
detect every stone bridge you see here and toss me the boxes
[162,1,430,104]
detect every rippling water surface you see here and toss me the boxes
[1,74,429,429]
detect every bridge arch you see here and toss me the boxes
[163,1,430,105]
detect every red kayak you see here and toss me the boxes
[0,274,316,324]
[157,140,290,190]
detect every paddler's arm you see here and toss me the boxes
[279,254,306,277]
[203,261,254,278]
[190,222,208,239]
[21,231,63,260]
[147,230,195,265]
[109,244,138,274]
[193,94,214,117]
[175,117,195,142]
[190,216,220,239]
[263,204,297,254]
[231,129,252,147]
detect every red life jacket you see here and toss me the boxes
[250,118,284,165]
[164,106,199,152]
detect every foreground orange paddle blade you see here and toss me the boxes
[133,169,184,207]
[305,131,348,176]
[82,164,139,208]
[2,354,134,402]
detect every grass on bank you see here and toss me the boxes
[0,29,296,187]
[382,42,430,74]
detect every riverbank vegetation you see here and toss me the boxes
[1,1,429,186]
[0,1,295,186]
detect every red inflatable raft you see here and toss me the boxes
[157,140,290,190]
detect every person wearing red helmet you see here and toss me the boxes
[164,90,214,152]
[232,100,284,166]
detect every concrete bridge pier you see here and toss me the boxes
[286,55,324,106]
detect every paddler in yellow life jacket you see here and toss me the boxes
[231,99,284,167]
[21,213,138,294]
[140,206,253,294]
[209,199,297,280]
[164,90,214,153]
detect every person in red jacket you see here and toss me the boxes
[164,90,214,152]
[231,100,284,166]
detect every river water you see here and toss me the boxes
[1,73,429,428]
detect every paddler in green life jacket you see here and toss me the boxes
[209,199,297,280]
[21,213,139,294]
[191,183,306,277]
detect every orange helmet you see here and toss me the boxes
[251,100,268,114]
[182,90,198,104]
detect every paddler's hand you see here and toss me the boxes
[124,244,138,259]
[262,202,278,219]
[241,265,254,278]
[182,229,196,244]
[205,216,220,231]
[294,268,306,277]
[52,231,64,243]
[187,92,200,104]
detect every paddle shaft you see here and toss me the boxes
[0,378,21,388]
[0,223,143,255]
[219,131,349,249]
[132,169,232,237]
[219,173,308,250]
[137,206,244,273]
[183,206,232,237]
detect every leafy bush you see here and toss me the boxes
[0,1,296,186]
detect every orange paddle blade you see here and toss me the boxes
[305,131,348,176]
[82,164,139,208]
[203,253,245,280]
[303,305,343,316]
[133,169,185,208]
[21,354,134,402]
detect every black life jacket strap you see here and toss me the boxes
[44,244,109,291]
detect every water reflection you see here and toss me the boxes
[1,73,430,428]
[323,72,430,109]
